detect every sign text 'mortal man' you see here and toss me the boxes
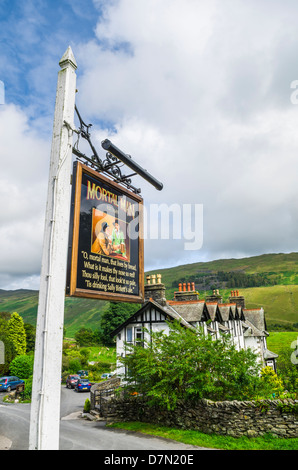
[86,179,136,217]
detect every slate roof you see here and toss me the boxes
[218,304,233,322]
[243,308,267,333]
[111,297,267,341]
[242,318,266,337]
[167,300,208,322]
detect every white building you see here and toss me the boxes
[112,275,278,377]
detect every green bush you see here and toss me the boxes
[120,321,270,410]
[84,398,91,413]
[22,376,33,401]
[9,354,33,379]
[68,358,82,374]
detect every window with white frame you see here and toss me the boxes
[135,327,144,346]
[126,326,144,346]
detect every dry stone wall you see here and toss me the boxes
[100,396,298,438]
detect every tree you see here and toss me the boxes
[75,327,96,346]
[98,302,140,346]
[120,321,267,409]
[24,323,36,353]
[80,348,90,367]
[260,366,284,397]
[275,345,298,394]
[7,312,26,356]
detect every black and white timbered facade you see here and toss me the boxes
[111,277,278,376]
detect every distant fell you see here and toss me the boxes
[0,289,108,338]
[146,252,298,284]
[1,252,298,334]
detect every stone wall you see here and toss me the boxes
[90,377,121,410]
[100,396,298,438]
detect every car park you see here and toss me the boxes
[66,375,80,389]
[75,378,91,392]
[0,376,24,392]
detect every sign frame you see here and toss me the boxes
[66,161,144,303]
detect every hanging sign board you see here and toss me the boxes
[66,162,144,302]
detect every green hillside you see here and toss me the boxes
[147,252,298,329]
[235,285,298,328]
[1,252,298,335]
[147,252,298,286]
[0,289,108,338]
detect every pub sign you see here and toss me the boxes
[67,162,144,302]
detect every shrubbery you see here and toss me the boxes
[120,321,286,410]
[9,354,34,379]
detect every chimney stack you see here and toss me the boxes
[206,289,223,304]
[229,289,245,308]
[174,281,199,302]
[144,274,167,306]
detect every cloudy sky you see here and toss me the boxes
[1,0,298,290]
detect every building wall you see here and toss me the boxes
[115,320,171,376]
[115,304,269,374]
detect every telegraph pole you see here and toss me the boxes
[29,47,77,450]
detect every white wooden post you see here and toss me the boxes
[29,47,77,450]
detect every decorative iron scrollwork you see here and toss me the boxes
[73,106,141,194]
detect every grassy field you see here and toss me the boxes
[85,345,116,366]
[266,331,298,355]
[108,422,298,450]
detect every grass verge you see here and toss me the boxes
[107,421,298,450]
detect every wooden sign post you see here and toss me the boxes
[29,47,77,450]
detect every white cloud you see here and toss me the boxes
[2,0,298,288]
[0,104,50,287]
[73,0,298,270]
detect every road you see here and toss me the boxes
[0,386,206,451]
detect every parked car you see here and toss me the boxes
[77,370,88,377]
[0,376,24,392]
[66,375,80,389]
[75,378,91,392]
[101,373,113,379]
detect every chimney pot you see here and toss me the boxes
[229,290,245,308]
[146,275,151,285]
[152,274,156,284]
[179,283,182,292]
[157,274,162,284]
[187,283,191,291]
[183,283,186,292]
[191,282,195,291]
